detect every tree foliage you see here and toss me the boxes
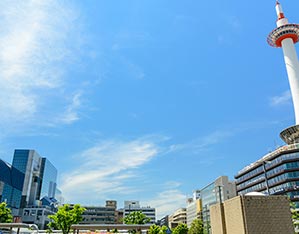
[172,223,188,234]
[290,201,299,230]
[188,219,204,234]
[123,211,151,224]
[159,225,168,234]
[148,225,168,234]
[48,204,85,234]
[0,202,13,223]
[149,225,161,234]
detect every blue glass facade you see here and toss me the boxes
[0,149,58,210]
[0,159,24,208]
[40,158,57,199]
[235,143,299,207]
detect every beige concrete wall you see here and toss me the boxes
[223,196,246,234]
[210,195,294,234]
[210,203,226,234]
[242,196,293,234]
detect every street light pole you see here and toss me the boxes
[262,161,270,195]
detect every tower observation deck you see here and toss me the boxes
[267,1,299,144]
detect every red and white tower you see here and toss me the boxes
[267,1,299,144]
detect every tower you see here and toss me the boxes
[267,1,299,144]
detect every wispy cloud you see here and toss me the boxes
[0,0,83,128]
[168,129,234,155]
[58,91,83,124]
[145,188,186,219]
[60,136,163,204]
[270,90,291,106]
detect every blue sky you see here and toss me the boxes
[0,0,299,218]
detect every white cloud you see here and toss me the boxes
[270,90,291,106]
[167,130,234,155]
[60,136,162,204]
[0,0,82,127]
[58,91,83,124]
[145,189,186,219]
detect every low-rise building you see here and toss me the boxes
[22,206,55,229]
[81,200,117,224]
[123,201,156,224]
[168,208,187,229]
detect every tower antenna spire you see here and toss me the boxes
[267,2,299,144]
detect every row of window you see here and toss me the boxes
[265,152,299,169]
[269,181,299,195]
[238,182,266,195]
[268,171,299,186]
[236,174,264,190]
[266,161,299,178]
[237,151,299,184]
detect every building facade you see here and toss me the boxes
[157,215,169,227]
[201,176,236,233]
[22,206,55,230]
[81,201,117,224]
[123,201,156,224]
[210,195,294,234]
[0,159,24,215]
[186,190,202,228]
[168,208,187,229]
[235,143,299,206]
[0,149,60,227]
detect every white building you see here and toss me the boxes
[123,201,156,224]
[186,190,202,228]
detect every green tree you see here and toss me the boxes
[188,219,204,234]
[159,225,168,234]
[148,225,169,234]
[148,225,161,234]
[123,211,150,224]
[123,211,150,234]
[48,204,85,234]
[0,202,13,223]
[172,223,188,234]
[290,201,299,230]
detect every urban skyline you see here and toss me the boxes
[1,0,299,219]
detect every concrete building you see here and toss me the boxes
[186,190,202,228]
[22,206,55,230]
[81,201,117,224]
[123,201,156,224]
[210,194,294,234]
[235,143,299,206]
[168,208,187,229]
[157,215,169,227]
[200,176,236,232]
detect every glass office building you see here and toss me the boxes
[39,158,57,199]
[0,159,24,209]
[1,149,58,210]
[200,176,236,234]
[235,143,299,207]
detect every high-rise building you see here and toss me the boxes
[0,159,24,215]
[123,201,156,224]
[1,149,59,212]
[235,1,299,207]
